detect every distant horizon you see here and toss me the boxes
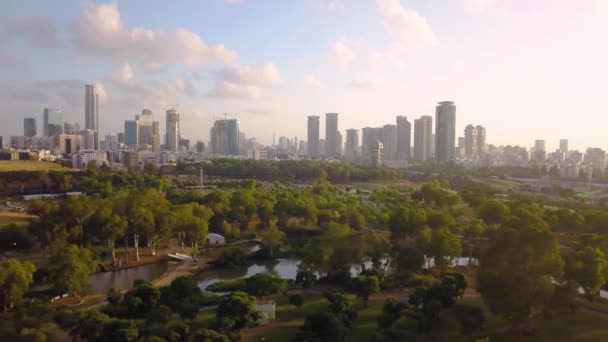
[1,0,607,151]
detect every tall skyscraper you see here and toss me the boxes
[84,84,99,131]
[476,125,486,156]
[381,124,398,161]
[533,139,546,162]
[210,118,240,155]
[138,109,154,146]
[361,127,382,159]
[124,120,139,146]
[64,122,80,135]
[396,116,411,161]
[560,139,569,154]
[344,129,359,161]
[307,116,320,158]
[435,101,456,162]
[325,113,339,159]
[464,124,478,159]
[165,107,180,152]
[413,116,433,161]
[23,118,37,137]
[43,108,63,136]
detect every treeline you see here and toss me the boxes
[171,159,404,183]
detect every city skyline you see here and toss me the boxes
[1,1,607,151]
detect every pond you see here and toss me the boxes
[88,261,178,294]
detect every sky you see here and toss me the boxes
[0,0,607,151]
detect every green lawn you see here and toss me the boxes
[0,160,75,172]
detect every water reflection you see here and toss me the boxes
[88,261,178,294]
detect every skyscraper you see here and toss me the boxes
[381,124,398,161]
[344,129,359,161]
[138,109,154,146]
[435,101,456,162]
[464,124,477,159]
[84,84,99,131]
[476,125,486,156]
[124,120,139,147]
[165,107,180,152]
[325,113,339,159]
[307,116,320,158]
[210,118,240,155]
[413,116,433,161]
[64,122,80,135]
[560,139,569,154]
[361,127,382,159]
[43,108,63,136]
[533,139,546,162]
[23,118,37,137]
[396,116,411,161]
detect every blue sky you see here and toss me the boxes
[1,0,607,150]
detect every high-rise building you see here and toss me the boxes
[105,134,119,151]
[307,116,320,158]
[165,108,180,152]
[43,108,63,136]
[396,116,411,161]
[464,124,477,159]
[413,116,433,161]
[196,141,205,154]
[344,129,359,161]
[64,122,80,135]
[138,109,154,146]
[117,133,125,145]
[325,113,339,159]
[124,120,139,147]
[476,125,486,156]
[23,118,37,137]
[435,101,456,162]
[84,84,99,131]
[361,127,382,159]
[381,124,398,161]
[533,140,546,162]
[80,129,97,150]
[560,139,569,154]
[210,118,240,155]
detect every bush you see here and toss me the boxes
[454,305,485,335]
[206,278,246,292]
[289,294,304,308]
[216,247,247,268]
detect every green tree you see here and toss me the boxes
[353,275,380,307]
[123,282,161,316]
[215,292,259,331]
[566,246,608,301]
[289,294,304,308]
[51,245,98,295]
[245,273,287,297]
[107,287,122,306]
[295,313,348,342]
[0,258,36,311]
[395,246,425,273]
[91,198,127,266]
[295,268,318,291]
[160,276,205,319]
[477,200,510,225]
[216,247,247,268]
[478,226,564,329]
[427,227,462,273]
[259,219,285,257]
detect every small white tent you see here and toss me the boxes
[207,233,226,246]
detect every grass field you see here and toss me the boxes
[238,293,608,342]
[0,160,75,172]
[0,211,34,227]
[474,177,521,192]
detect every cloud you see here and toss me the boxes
[369,51,405,70]
[349,77,384,92]
[72,2,237,70]
[105,64,198,99]
[209,63,280,100]
[457,0,498,15]
[0,15,58,48]
[0,48,30,70]
[376,0,438,48]
[303,74,323,89]
[107,63,138,89]
[331,41,357,67]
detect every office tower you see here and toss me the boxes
[105,134,119,151]
[560,139,569,154]
[435,101,456,162]
[307,116,320,158]
[136,109,154,146]
[43,108,63,136]
[165,107,180,152]
[117,133,125,145]
[361,127,383,159]
[464,124,477,159]
[124,120,139,146]
[344,129,359,161]
[0,137,3,149]
[210,118,240,155]
[370,141,384,167]
[64,122,80,135]
[180,138,190,151]
[381,124,398,161]
[476,125,486,155]
[196,141,205,153]
[533,140,546,162]
[325,113,339,159]
[456,136,465,158]
[84,84,99,131]
[413,116,433,161]
[80,129,96,150]
[23,118,37,137]
[396,116,411,161]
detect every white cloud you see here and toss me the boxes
[72,3,237,70]
[376,0,438,48]
[303,74,323,89]
[457,0,498,15]
[0,15,58,48]
[209,63,280,100]
[369,51,405,70]
[349,77,384,92]
[107,63,137,89]
[0,48,29,70]
[331,41,357,67]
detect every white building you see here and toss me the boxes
[207,233,226,246]
[71,150,108,169]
